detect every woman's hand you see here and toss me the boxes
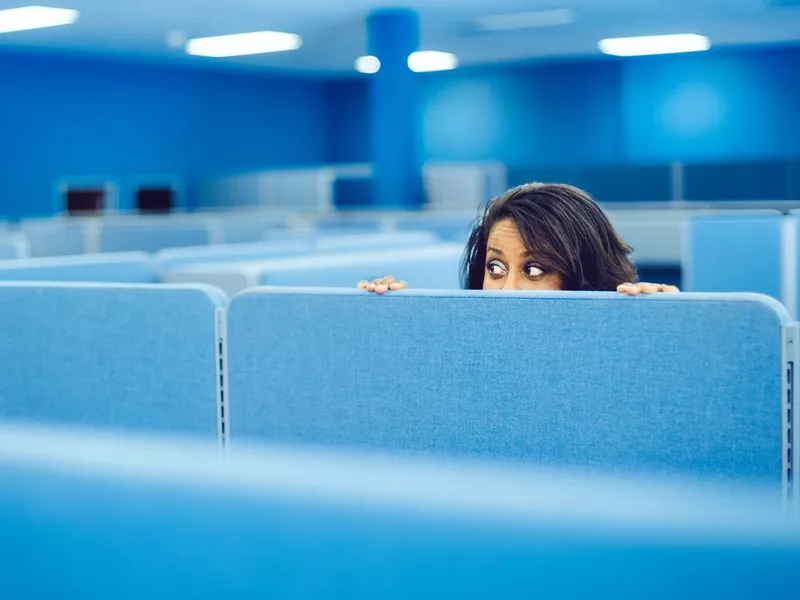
[358,275,408,295]
[356,277,678,295]
[617,282,680,296]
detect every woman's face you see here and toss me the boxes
[482,219,563,291]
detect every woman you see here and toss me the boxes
[358,182,678,295]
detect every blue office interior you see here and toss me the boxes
[1,43,798,219]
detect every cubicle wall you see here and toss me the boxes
[683,212,783,298]
[0,283,225,439]
[16,213,286,257]
[156,238,313,271]
[1,422,798,600]
[1,282,794,491]
[0,252,159,283]
[0,232,30,260]
[163,244,464,296]
[608,210,687,266]
[226,289,793,491]
[98,222,216,253]
[0,282,797,497]
[156,231,440,271]
[20,219,88,256]
[6,209,800,318]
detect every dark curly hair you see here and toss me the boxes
[461,182,638,290]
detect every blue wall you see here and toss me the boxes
[325,79,370,166]
[623,47,800,162]
[0,52,328,219]
[327,45,800,167]
[1,44,798,218]
[421,61,625,166]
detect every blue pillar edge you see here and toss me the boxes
[367,8,423,210]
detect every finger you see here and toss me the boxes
[625,283,641,296]
[374,283,388,294]
[366,282,376,292]
[662,285,680,293]
[357,280,368,290]
[388,280,407,291]
[637,283,660,295]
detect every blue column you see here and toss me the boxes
[367,9,422,210]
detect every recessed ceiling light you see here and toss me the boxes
[355,55,381,74]
[598,34,711,57]
[476,8,575,32]
[0,6,79,34]
[185,31,302,58]
[407,51,458,73]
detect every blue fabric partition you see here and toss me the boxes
[256,244,463,288]
[99,223,213,253]
[19,219,88,256]
[315,217,386,232]
[156,232,439,271]
[263,228,378,241]
[217,215,286,243]
[227,289,790,487]
[683,212,783,297]
[156,239,313,270]
[394,218,474,242]
[1,423,798,600]
[0,252,159,283]
[163,244,464,296]
[0,284,225,437]
[0,232,30,259]
[313,231,438,251]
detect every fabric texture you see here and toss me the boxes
[157,239,312,270]
[156,232,439,271]
[19,220,88,257]
[228,289,787,485]
[0,233,30,260]
[0,253,159,283]
[0,283,223,437]
[257,244,463,289]
[0,423,797,600]
[313,231,438,251]
[684,213,782,297]
[99,224,212,253]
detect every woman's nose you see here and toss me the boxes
[502,272,521,290]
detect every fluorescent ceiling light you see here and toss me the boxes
[0,6,79,34]
[476,8,575,32]
[185,31,302,58]
[408,51,458,73]
[355,55,380,74]
[598,34,710,57]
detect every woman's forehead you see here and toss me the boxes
[487,219,525,248]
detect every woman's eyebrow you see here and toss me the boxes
[487,246,504,256]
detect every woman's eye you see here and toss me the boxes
[525,264,544,278]
[487,261,506,276]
